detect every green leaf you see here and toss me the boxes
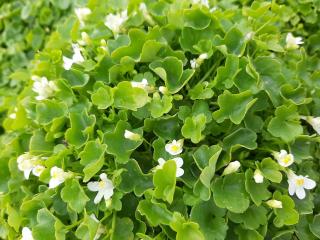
[91,84,114,109]
[190,200,228,240]
[223,128,257,151]
[7,205,21,231]
[153,160,176,203]
[234,227,264,240]
[79,140,106,182]
[170,213,205,240]
[33,208,66,240]
[61,179,89,213]
[188,82,214,100]
[104,121,143,163]
[65,110,95,148]
[119,159,153,196]
[137,199,173,226]
[214,54,240,89]
[257,158,282,183]
[224,27,246,56]
[228,205,268,230]
[111,217,134,240]
[273,191,299,227]
[62,69,89,88]
[29,129,54,153]
[181,114,206,143]
[149,56,194,94]
[245,169,271,206]
[212,173,250,213]
[183,8,211,30]
[267,104,303,142]
[213,90,257,124]
[149,92,173,118]
[113,81,149,111]
[36,100,67,125]
[75,213,99,240]
[310,214,320,238]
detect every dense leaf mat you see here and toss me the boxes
[1,0,320,239]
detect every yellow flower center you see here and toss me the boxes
[98,181,106,188]
[296,178,304,186]
[283,156,291,164]
[170,145,179,152]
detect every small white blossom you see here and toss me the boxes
[266,199,283,209]
[274,150,294,167]
[63,44,85,70]
[32,165,46,177]
[17,153,38,179]
[287,171,316,200]
[78,32,91,46]
[131,78,149,89]
[9,113,16,119]
[49,167,70,189]
[165,139,184,155]
[302,116,320,135]
[124,130,141,141]
[190,59,198,69]
[32,76,58,100]
[222,161,241,176]
[156,157,184,177]
[104,10,128,35]
[88,173,114,204]
[190,53,208,69]
[21,227,33,240]
[192,0,210,8]
[75,7,92,26]
[286,33,303,50]
[253,169,264,183]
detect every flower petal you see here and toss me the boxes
[303,177,316,190]
[295,187,306,199]
[94,191,104,204]
[87,181,100,192]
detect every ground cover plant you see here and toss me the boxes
[1,0,320,239]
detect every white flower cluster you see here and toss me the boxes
[32,76,58,101]
[17,153,45,179]
[154,139,185,177]
[75,7,92,27]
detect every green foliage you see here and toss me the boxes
[1,0,320,239]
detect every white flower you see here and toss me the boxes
[9,113,16,119]
[266,199,283,209]
[192,0,210,8]
[253,169,264,183]
[287,171,316,200]
[190,59,198,69]
[131,78,149,89]
[32,76,58,100]
[17,153,38,179]
[21,227,33,240]
[63,44,85,70]
[303,116,320,135]
[199,53,208,60]
[286,33,303,50]
[88,173,114,204]
[104,10,128,35]
[156,157,184,177]
[190,53,208,69]
[274,150,294,167]
[75,7,92,26]
[159,86,168,95]
[49,167,70,189]
[124,130,141,141]
[165,139,184,155]
[32,165,45,177]
[222,161,241,176]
